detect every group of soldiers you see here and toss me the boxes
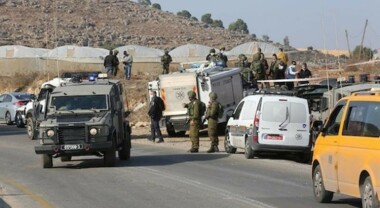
[182,91,220,153]
[237,47,312,90]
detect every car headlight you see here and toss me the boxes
[47,129,55,137]
[89,128,98,136]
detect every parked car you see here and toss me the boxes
[224,91,311,162]
[312,91,380,207]
[0,93,35,125]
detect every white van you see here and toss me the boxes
[225,93,311,162]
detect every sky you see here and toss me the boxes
[134,0,380,50]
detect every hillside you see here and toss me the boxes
[0,0,254,50]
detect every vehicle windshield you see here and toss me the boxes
[51,95,108,111]
[14,94,33,100]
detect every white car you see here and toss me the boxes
[225,93,311,162]
[0,93,34,125]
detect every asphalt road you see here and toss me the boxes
[0,124,362,208]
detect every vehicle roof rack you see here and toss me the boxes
[246,89,296,96]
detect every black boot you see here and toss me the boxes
[187,148,198,153]
[214,145,219,152]
[207,146,215,153]
[156,139,164,143]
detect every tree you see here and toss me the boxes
[211,19,224,28]
[262,35,270,42]
[152,3,161,10]
[352,45,373,61]
[201,13,213,24]
[283,36,290,47]
[228,19,249,34]
[307,46,314,51]
[251,34,257,39]
[137,0,151,5]
[177,10,191,19]
[191,16,198,21]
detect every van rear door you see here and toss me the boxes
[258,96,310,147]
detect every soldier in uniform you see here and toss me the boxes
[251,48,264,89]
[183,91,200,153]
[206,92,220,153]
[236,54,248,68]
[161,49,172,74]
[206,48,218,63]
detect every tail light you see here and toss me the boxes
[15,101,26,106]
[254,110,260,128]
[253,135,258,142]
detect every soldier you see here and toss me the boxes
[251,48,264,88]
[206,48,218,63]
[236,54,248,68]
[161,49,172,74]
[206,92,220,153]
[268,54,281,86]
[113,49,120,76]
[261,53,270,88]
[183,91,200,153]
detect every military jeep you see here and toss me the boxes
[34,78,131,168]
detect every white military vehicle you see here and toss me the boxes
[148,66,244,136]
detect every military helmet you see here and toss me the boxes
[209,92,218,100]
[187,90,196,98]
[113,49,119,54]
[210,48,216,53]
[164,49,169,54]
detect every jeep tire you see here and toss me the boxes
[60,155,72,162]
[42,154,53,168]
[104,150,116,167]
[118,139,131,161]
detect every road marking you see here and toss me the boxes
[136,167,277,208]
[0,176,54,208]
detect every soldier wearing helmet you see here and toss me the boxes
[206,48,219,63]
[206,92,220,153]
[161,49,172,74]
[183,90,201,153]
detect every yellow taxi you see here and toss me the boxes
[312,91,380,207]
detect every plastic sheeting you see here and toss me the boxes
[0,45,49,58]
[44,45,109,63]
[115,45,164,62]
[169,44,216,62]
[228,42,279,59]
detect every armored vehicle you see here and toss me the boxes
[34,77,131,168]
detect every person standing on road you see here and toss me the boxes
[148,91,165,143]
[183,91,200,153]
[161,49,172,74]
[206,92,220,153]
[123,51,133,80]
[112,50,120,76]
[104,50,114,75]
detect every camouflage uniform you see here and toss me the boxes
[206,48,219,63]
[206,92,220,153]
[161,49,172,74]
[251,51,265,81]
[184,91,200,152]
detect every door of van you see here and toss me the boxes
[228,101,245,148]
[317,101,346,192]
[258,97,309,147]
[234,99,258,148]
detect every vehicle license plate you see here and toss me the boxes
[61,144,83,150]
[264,134,283,140]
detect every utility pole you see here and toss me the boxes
[359,19,368,60]
[345,30,352,58]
